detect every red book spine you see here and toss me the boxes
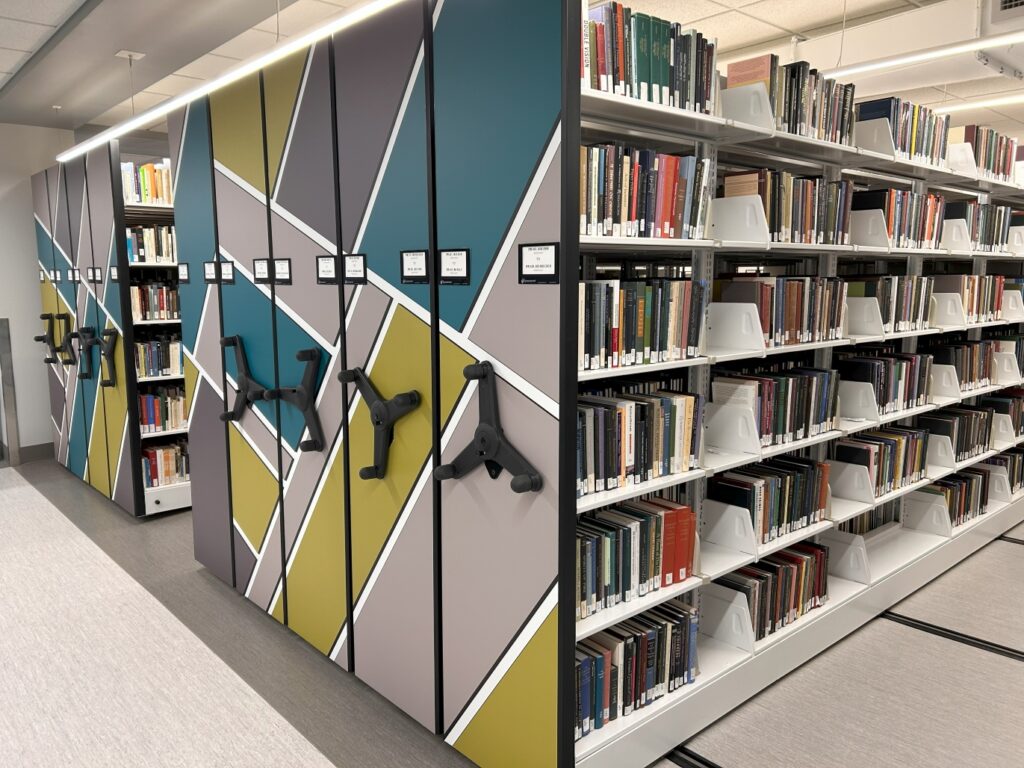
[596,23,607,90]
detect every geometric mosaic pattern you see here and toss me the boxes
[170,1,562,764]
[31,145,138,514]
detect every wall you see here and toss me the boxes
[0,124,75,450]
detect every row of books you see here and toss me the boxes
[576,383,703,497]
[851,189,945,250]
[576,497,696,621]
[837,499,900,535]
[717,275,848,348]
[575,595,698,742]
[855,97,950,166]
[945,201,1012,251]
[134,336,183,379]
[918,406,993,463]
[715,542,830,642]
[581,2,718,114]
[707,457,830,545]
[138,386,187,434]
[578,278,709,371]
[126,225,176,264]
[130,284,181,322]
[581,144,712,240]
[711,365,839,448]
[922,468,991,527]
[921,338,996,391]
[121,159,173,206]
[950,125,1019,182]
[846,275,934,334]
[141,441,189,489]
[835,346,932,415]
[723,171,853,245]
[984,449,1024,495]
[726,55,855,144]
[930,274,1005,325]
[980,388,1024,437]
[831,427,929,498]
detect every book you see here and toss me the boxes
[850,189,946,249]
[130,283,181,322]
[943,201,1012,252]
[920,337,998,390]
[141,440,190,488]
[830,427,929,497]
[138,386,187,434]
[843,275,933,333]
[855,97,950,166]
[838,499,901,535]
[835,344,933,414]
[928,274,1004,324]
[135,335,183,378]
[121,159,173,205]
[126,225,177,264]
[948,124,1019,182]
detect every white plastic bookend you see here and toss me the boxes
[701,500,758,557]
[820,529,871,585]
[993,351,1022,386]
[1008,226,1024,256]
[719,82,775,131]
[706,303,766,357]
[988,466,1013,503]
[852,117,897,157]
[947,142,979,179]
[708,195,771,245]
[927,434,956,471]
[903,491,953,538]
[846,296,886,337]
[827,460,875,504]
[700,582,756,653]
[929,293,967,330]
[703,403,762,458]
[1002,289,1024,322]
[939,219,972,252]
[849,209,892,250]
[838,380,882,425]
[1015,161,1024,187]
[929,364,962,404]
[991,413,1018,451]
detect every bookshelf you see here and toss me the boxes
[31,149,190,518]
[34,3,1024,768]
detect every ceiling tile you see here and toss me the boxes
[0,18,54,51]
[254,0,341,37]
[699,10,790,49]
[741,0,906,36]
[712,0,761,7]
[176,53,238,80]
[0,0,82,26]
[144,73,205,97]
[618,1,729,25]
[0,48,28,72]
[940,77,1024,101]
[210,28,280,60]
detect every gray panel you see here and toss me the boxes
[468,144,560,402]
[345,285,391,400]
[32,170,50,226]
[167,108,186,183]
[335,0,423,254]
[441,377,558,729]
[213,170,269,270]
[52,162,74,262]
[47,366,64,436]
[686,620,1024,768]
[233,526,258,594]
[85,146,115,281]
[63,157,88,267]
[275,39,335,247]
[190,377,234,585]
[111,425,133,513]
[353,469,435,729]
[893,540,1024,650]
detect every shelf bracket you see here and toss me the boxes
[33,313,59,364]
[264,348,325,452]
[338,366,420,479]
[433,361,542,494]
[219,335,269,424]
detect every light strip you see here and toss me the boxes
[825,29,1024,80]
[56,0,404,162]
[934,92,1024,114]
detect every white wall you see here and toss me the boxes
[0,124,74,449]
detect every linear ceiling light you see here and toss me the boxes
[56,0,404,162]
[933,92,1024,114]
[824,29,1024,80]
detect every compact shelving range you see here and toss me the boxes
[29,3,1024,768]
[31,150,191,517]
[571,10,1024,768]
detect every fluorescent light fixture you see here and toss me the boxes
[825,29,1024,80]
[57,0,404,162]
[934,92,1024,114]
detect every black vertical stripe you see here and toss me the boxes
[327,36,357,673]
[421,0,445,736]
